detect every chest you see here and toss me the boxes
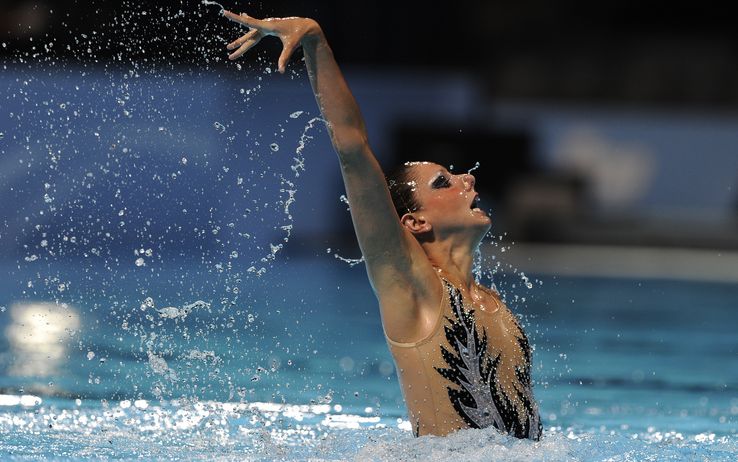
[445,286,530,364]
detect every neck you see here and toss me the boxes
[421,237,478,290]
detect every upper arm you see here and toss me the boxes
[336,141,437,316]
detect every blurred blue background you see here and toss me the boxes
[2,1,737,263]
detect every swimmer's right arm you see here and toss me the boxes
[222,13,439,319]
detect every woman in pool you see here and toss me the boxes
[223,11,541,440]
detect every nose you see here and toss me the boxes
[461,173,475,191]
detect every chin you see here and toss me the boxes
[472,210,492,226]
[469,216,492,241]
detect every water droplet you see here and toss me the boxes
[270,143,279,152]
[134,257,145,267]
[140,297,155,310]
[201,0,226,14]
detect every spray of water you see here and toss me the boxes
[201,0,226,15]
[0,1,333,413]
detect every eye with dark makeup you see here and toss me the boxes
[431,175,451,189]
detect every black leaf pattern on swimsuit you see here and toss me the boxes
[434,279,540,440]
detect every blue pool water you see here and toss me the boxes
[0,257,736,461]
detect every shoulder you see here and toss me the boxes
[477,283,505,305]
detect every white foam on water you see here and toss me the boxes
[1,400,736,461]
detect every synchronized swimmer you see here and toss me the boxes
[222,10,541,439]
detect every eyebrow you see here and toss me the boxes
[429,171,449,186]
[429,171,443,182]
[428,170,450,188]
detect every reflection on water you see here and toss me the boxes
[5,301,80,377]
[0,394,42,406]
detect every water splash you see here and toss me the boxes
[333,253,365,267]
[147,351,178,381]
[0,4,341,451]
[291,116,325,177]
[213,121,226,133]
[244,115,324,276]
[201,0,225,14]
[155,300,210,320]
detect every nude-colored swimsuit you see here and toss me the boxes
[385,275,542,439]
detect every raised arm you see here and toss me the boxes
[223,12,439,330]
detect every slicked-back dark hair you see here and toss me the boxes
[385,163,421,218]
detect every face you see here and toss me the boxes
[404,162,491,237]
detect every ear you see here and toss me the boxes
[400,212,432,235]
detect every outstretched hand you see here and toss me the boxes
[223,11,321,73]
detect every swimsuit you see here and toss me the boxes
[385,275,542,439]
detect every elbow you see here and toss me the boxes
[331,127,370,160]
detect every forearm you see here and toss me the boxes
[300,27,369,156]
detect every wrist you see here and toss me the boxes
[300,19,325,45]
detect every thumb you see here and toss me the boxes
[277,39,300,74]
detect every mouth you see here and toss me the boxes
[469,194,483,212]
